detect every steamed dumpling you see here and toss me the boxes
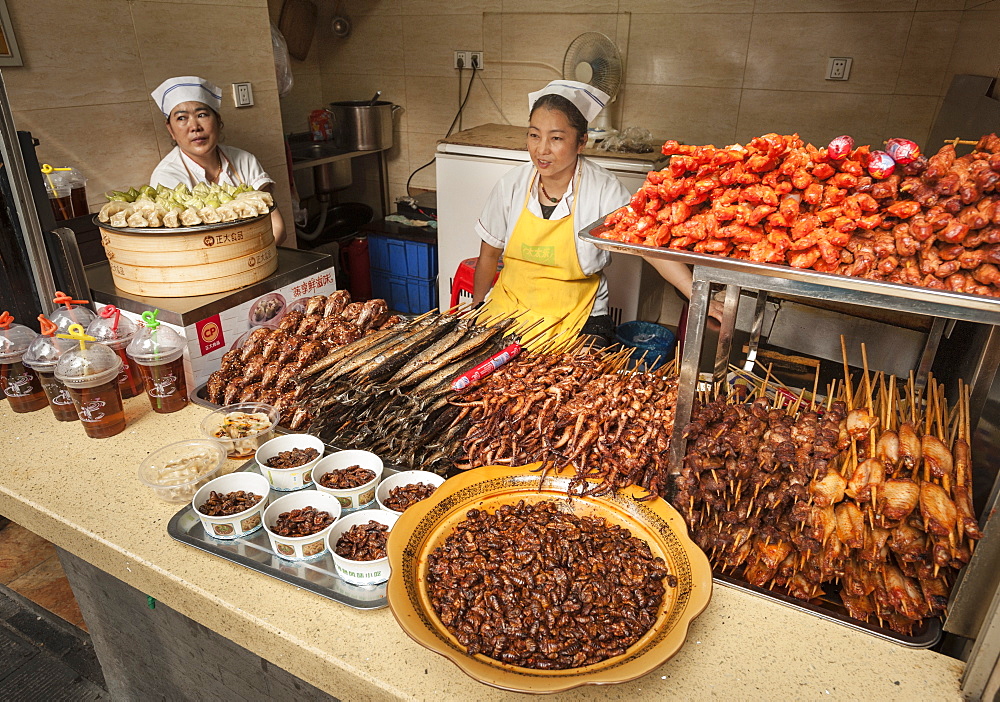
[240,194,269,215]
[179,208,203,226]
[216,202,240,222]
[162,207,183,228]
[232,200,257,218]
[198,206,222,224]
[109,210,129,228]
[98,201,129,223]
[126,211,149,228]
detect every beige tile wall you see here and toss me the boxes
[1,0,292,243]
[273,0,998,215]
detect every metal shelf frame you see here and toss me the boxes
[582,226,1000,687]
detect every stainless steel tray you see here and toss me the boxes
[581,220,1000,325]
[713,571,941,648]
[167,457,398,610]
[93,209,270,234]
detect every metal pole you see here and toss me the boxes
[714,284,740,384]
[0,69,55,306]
[743,289,769,372]
[669,274,710,475]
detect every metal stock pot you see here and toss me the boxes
[328,100,401,151]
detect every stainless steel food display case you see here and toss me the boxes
[582,224,1000,699]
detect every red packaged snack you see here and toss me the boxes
[866,150,896,178]
[885,138,921,165]
[827,135,855,160]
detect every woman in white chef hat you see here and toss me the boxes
[472,80,696,343]
[149,76,285,244]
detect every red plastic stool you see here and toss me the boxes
[449,257,503,307]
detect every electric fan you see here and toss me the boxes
[562,32,623,133]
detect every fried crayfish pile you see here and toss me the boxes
[426,500,671,669]
[454,350,678,498]
[601,133,1000,297]
[673,375,980,635]
[205,292,399,428]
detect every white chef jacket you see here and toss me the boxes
[475,157,631,316]
[150,144,274,190]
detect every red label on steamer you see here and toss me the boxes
[196,315,225,355]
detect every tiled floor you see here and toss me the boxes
[0,521,86,631]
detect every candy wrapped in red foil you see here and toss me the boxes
[885,138,921,165]
[866,150,896,178]
[827,135,855,160]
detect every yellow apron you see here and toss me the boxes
[481,167,599,344]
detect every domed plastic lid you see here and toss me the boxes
[125,311,185,366]
[0,312,38,363]
[54,341,123,388]
[49,291,97,335]
[86,305,137,349]
[23,334,75,372]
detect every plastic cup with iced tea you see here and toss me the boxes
[54,324,126,438]
[0,311,48,413]
[126,310,188,414]
[23,315,78,421]
[49,291,97,335]
[87,305,143,399]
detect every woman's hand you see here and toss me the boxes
[472,241,503,304]
[262,184,286,246]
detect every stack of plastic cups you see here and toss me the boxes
[54,324,125,439]
[126,310,189,414]
[23,315,78,421]
[86,305,144,399]
[0,311,48,413]
[49,291,97,335]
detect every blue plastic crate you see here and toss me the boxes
[370,269,438,315]
[367,235,437,279]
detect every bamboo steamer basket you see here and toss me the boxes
[97,212,278,297]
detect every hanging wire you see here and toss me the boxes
[405,65,478,197]
[476,71,511,125]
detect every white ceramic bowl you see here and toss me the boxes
[312,450,383,512]
[199,402,281,459]
[192,472,270,540]
[327,509,399,585]
[137,439,227,503]
[375,471,446,517]
[254,433,325,491]
[262,491,342,561]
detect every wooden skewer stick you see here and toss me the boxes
[937,382,948,443]
[888,374,897,432]
[945,138,978,146]
[860,343,874,412]
[924,374,935,436]
[908,371,917,425]
[840,335,854,409]
[810,364,821,413]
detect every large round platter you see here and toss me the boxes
[91,209,271,235]
[386,463,712,694]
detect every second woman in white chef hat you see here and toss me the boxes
[149,76,285,244]
[472,80,697,344]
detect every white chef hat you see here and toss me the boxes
[527,80,610,123]
[151,76,223,117]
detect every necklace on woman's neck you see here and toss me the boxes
[539,179,561,204]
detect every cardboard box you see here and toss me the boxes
[88,249,338,397]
